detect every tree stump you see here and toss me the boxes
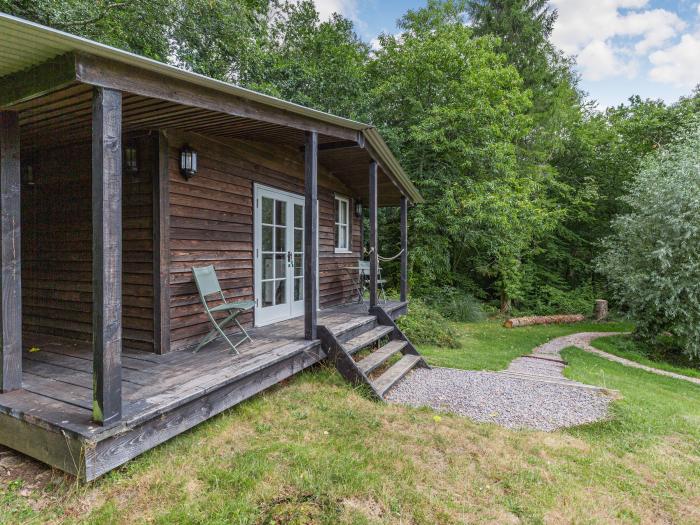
[594,299,608,321]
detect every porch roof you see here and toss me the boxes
[0,12,423,205]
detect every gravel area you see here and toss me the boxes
[386,332,623,431]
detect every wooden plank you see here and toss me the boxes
[371,354,421,397]
[304,131,319,340]
[92,86,123,424]
[369,161,378,308]
[0,111,21,392]
[153,131,171,354]
[400,195,408,302]
[0,54,77,108]
[75,53,360,142]
[357,340,407,375]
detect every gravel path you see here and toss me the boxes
[386,332,624,431]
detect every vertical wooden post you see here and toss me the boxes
[304,131,318,340]
[400,195,408,303]
[0,112,22,393]
[92,87,122,425]
[369,161,378,308]
[153,131,170,354]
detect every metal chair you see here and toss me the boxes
[192,265,255,354]
[358,260,387,304]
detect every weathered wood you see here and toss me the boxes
[369,161,378,308]
[369,305,423,359]
[371,354,421,397]
[75,53,361,142]
[0,53,77,107]
[504,314,586,328]
[304,131,319,340]
[0,111,21,392]
[153,131,171,353]
[343,325,393,355]
[400,195,408,302]
[92,87,123,425]
[594,299,608,321]
[357,340,407,375]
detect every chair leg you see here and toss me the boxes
[193,312,243,354]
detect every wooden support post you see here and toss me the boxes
[400,195,408,303]
[92,87,122,425]
[0,112,22,393]
[153,131,171,354]
[304,131,318,340]
[369,161,378,308]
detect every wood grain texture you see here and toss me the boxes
[400,195,408,302]
[369,161,378,308]
[153,131,171,353]
[0,53,77,108]
[304,131,318,340]
[91,86,122,424]
[0,111,22,392]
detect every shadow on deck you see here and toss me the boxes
[0,301,406,480]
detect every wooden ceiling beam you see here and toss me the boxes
[0,53,77,108]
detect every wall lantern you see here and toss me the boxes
[22,165,35,186]
[124,144,139,176]
[180,145,198,180]
[354,200,363,217]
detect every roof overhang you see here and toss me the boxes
[0,12,423,204]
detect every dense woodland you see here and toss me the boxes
[3,0,700,351]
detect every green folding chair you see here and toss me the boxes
[192,265,255,354]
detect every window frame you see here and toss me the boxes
[334,195,352,254]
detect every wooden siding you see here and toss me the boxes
[167,132,362,351]
[21,136,155,350]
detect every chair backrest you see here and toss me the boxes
[192,265,223,300]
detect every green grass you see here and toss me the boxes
[2,320,699,524]
[418,319,633,370]
[591,334,700,379]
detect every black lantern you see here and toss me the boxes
[124,144,139,176]
[180,145,198,179]
[22,165,35,186]
[354,200,363,217]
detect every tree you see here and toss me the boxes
[597,122,700,357]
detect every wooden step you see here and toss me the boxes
[372,354,422,397]
[344,325,394,355]
[357,340,407,375]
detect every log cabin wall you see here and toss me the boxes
[21,135,155,351]
[167,132,361,351]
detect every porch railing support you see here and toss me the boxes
[0,111,22,393]
[400,195,408,303]
[92,86,123,425]
[304,131,318,340]
[369,160,378,308]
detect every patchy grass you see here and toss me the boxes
[418,319,633,370]
[591,334,700,379]
[2,321,699,524]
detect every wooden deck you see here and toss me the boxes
[0,301,406,480]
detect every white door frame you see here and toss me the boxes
[253,184,319,327]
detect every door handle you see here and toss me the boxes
[288,251,293,266]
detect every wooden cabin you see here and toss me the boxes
[0,14,425,480]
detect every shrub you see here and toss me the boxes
[396,297,461,348]
[423,286,486,322]
[596,123,700,358]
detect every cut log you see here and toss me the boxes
[504,314,585,328]
[594,300,608,321]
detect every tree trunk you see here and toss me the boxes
[504,314,585,328]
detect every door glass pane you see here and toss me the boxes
[262,281,273,307]
[275,200,286,226]
[262,197,273,224]
[262,254,273,280]
[275,254,286,279]
[294,204,303,228]
[275,226,286,252]
[294,229,302,252]
[275,279,286,305]
[294,277,303,301]
[294,254,303,277]
[262,225,273,251]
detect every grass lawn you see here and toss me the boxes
[591,334,700,379]
[2,321,699,524]
[419,319,633,370]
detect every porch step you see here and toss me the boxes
[372,354,422,397]
[357,340,407,375]
[344,325,394,355]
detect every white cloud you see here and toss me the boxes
[649,33,700,87]
[551,0,685,81]
[312,0,359,21]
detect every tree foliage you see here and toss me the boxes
[597,123,700,357]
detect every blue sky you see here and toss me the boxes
[313,0,700,109]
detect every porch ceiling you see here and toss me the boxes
[14,83,404,206]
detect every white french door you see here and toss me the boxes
[254,185,312,326]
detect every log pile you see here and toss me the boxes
[504,314,585,328]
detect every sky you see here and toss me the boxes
[311,0,700,109]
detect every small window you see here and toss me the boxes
[334,195,351,253]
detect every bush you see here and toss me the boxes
[596,123,700,358]
[423,286,486,322]
[396,298,461,348]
